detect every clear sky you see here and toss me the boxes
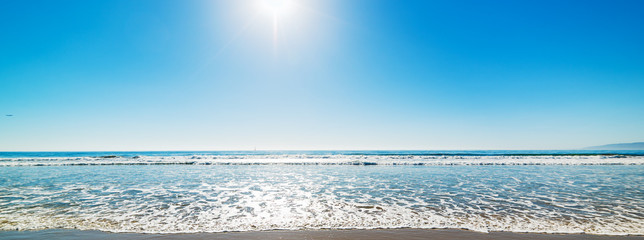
[1,0,643,151]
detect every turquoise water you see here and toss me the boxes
[0,151,643,234]
[1,150,643,158]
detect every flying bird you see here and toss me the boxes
[5,115,13,117]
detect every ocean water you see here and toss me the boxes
[0,151,643,235]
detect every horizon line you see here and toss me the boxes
[0,148,628,152]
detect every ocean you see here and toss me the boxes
[0,151,642,235]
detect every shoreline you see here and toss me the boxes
[1,229,643,240]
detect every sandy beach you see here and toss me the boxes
[1,229,643,240]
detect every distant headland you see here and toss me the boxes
[584,142,644,150]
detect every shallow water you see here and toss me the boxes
[1,152,643,235]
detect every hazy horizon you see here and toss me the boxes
[2,145,644,152]
[2,0,643,151]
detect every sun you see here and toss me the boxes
[256,0,298,54]
[260,0,295,17]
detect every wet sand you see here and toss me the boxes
[1,229,643,240]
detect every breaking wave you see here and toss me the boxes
[0,154,643,167]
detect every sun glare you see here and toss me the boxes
[260,0,295,16]
[256,0,299,55]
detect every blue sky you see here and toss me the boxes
[1,0,643,151]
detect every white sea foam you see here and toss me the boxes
[1,156,642,235]
[0,154,643,166]
[1,179,642,235]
